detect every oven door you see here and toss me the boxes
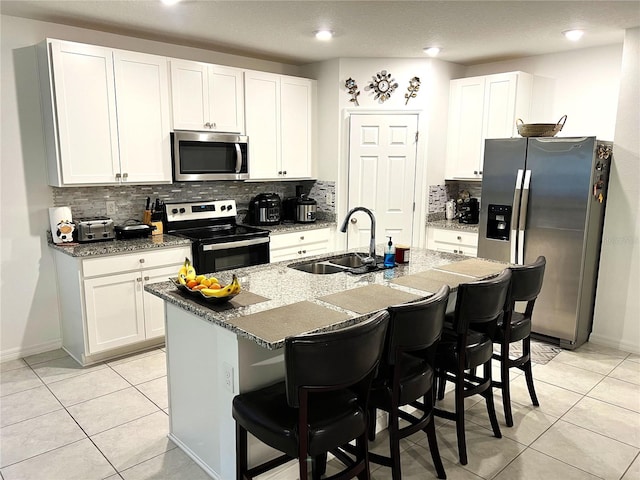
[172,131,249,181]
[195,237,270,272]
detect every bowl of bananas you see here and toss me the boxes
[171,258,241,304]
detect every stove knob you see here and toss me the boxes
[220,205,226,211]
[171,208,178,214]
[227,204,233,211]
[179,208,186,213]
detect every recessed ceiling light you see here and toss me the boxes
[563,29,584,41]
[315,30,333,41]
[161,0,181,5]
[423,47,441,57]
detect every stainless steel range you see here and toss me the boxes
[164,199,270,273]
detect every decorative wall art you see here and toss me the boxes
[367,70,398,102]
[405,76,421,105]
[345,77,360,106]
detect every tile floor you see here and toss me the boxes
[1,342,639,480]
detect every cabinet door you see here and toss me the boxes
[114,50,172,183]
[209,65,244,133]
[49,40,120,184]
[170,59,210,131]
[445,76,485,179]
[245,70,280,179]
[84,272,145,354]
[483,73,519,144]
[281,77,313,178]
[142,265,178,339]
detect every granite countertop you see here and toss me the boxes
[426,219,479,233]
[145,247,508,350]
[244,220,336,234]
[48,234,192,257]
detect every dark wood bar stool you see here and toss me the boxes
[493,256,546,427]
[367,285,450,480]
[434,269,511,465]
[232,310,389,480]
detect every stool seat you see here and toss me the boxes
[439,325,493,370]
[369,359,434,409]
[495,312,530,343]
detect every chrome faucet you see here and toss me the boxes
[340,206,376,265]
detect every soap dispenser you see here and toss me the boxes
[384,236,396,267]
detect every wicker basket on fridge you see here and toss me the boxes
[516,115,567,137]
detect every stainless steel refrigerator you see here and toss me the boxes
[478,137,612,349]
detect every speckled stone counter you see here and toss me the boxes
[426,219,479,233]
[145,247,497,350]
[48,234,192,257]
[243,220,335,234]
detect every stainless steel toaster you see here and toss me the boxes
[76,217,115,242]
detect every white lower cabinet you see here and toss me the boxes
[427,228,478,257]
[53,245,191,365]
[270,228,331,263]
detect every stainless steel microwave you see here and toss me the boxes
[171,131,249,181]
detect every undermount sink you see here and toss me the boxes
[288,252,387,275]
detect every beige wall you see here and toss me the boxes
[592,28,640,353]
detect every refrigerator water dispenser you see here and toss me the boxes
[486,204,512,241]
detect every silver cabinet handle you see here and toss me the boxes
[115,173,121,179]
[457,236,462,240]
[139,258,145,263]
[144,276,149,281]
[300,236,305,240]
[136,277,142,282]
[122,172,128,179]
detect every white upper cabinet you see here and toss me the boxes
[170,59,244,133]
[445,71,532,180]
[245,70,314,180]
[38,39,172,186]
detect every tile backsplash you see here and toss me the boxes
[427,181,482,220]
[52,180,336,225]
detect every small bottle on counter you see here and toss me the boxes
[384,236,396,267]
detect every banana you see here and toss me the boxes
[229,275,241,294]
[178,258,192,285]
[201,284,235,298]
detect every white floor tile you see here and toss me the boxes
[109,351,166,385]
[622,453,640,480]
[531,420,639,480]
[22,349,69,366]
[0,368,43,397]
[493,448,601,480]
[0,410,85,468]
[119,447,209,480]
[563,396,640,447]
[31,356,107,385]
[0,385,63,428]
[67,387,159,436]
[588,376,640,413]
[91,411,175,471]
[530,360,605,394]
[609,359,640,385]
[0,359,27,373]
[504,378,582,418]
[135,376,168,410]
[47,367,130,407]
[552,348,625,375]
[0,438,116,480]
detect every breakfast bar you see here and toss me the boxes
[145,248,509,479]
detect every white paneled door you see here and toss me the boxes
[347,114,418,250]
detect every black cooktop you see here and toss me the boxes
[174,224,269,242]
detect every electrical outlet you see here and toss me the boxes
[222,362,234,393]
[106,201,116,216]
[325,192,333,205]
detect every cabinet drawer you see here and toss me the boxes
[270,242,329,263]
[269,228,330,249]
[432,229,478,247]
[82,246,191,277]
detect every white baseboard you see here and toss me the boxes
[589,333,640,355]
[0,338,63,363]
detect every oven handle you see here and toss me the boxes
[235,143,243,173]
[202,237,270,251]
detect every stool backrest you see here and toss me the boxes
[509,256,546,304]
[284,310,389,407]
[453,269,512,334]
[385,285,449,365]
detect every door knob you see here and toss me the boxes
[350,218,357,224]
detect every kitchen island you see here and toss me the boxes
[145,247,508,479]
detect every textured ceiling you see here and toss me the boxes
[2,0,639,65]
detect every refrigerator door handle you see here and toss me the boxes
[518,170,532,264]
[510,169,524,264]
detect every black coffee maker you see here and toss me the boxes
[457,197,479,224]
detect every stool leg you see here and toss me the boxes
[312,453,327,480]
[388,408,402,480]
[484,361,502,439]
[501,341,514,427]
[424,405,446,479]
[523,336,539,406]
[236,422,248,480]
[437,371,447,401]
[368,407,377,441]
[455,373,467,465]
